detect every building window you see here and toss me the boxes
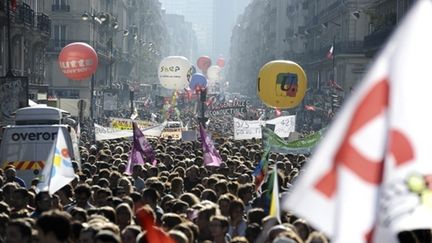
[52,0,70,11]
[53,25,67,48]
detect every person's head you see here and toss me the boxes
[5,218,32,243]
[247,208,265,225]
[2,182,19,206]
[214,181,228,197]
[98,206,117,223]
[237,184,253,204]
[169,230,188,243]
[95,188,112,207]
[195,206,216,231]
[172,200,189,215]
[79,224,99,243]
[161,213,183,231]
[70,207,88,223]
[217,194,232,217]
[305,231,329,243]
[74,184,92,207]
[245,223,261,243]
[4,167,17,182]
[209,215,229,239]
[179,193,200,207]
[35,191,53,212]
[94,230,121,243]
[0,213,10,236]
[173,223,195,243]
[142,188,159,206]
[132,165,143,178]
[200,189,217,203]
[121,225,141,243]
[170,177,184,194]
[11,188,29,210]
[115,203,133,230]
[230,236,249,243]
[293,218,311,241]
[117,178,132,197]
[229,199,245,223]
[36,210,71,243]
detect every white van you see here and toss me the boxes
[0,106,79,187]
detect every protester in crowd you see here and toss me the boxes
[36,210,72,243]
[4,167,26,188]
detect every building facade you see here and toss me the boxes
[38,0,168,118]
[227,0,415,129]
[160,0,213,58]
[0,0,51,99]
[165,13,198,60]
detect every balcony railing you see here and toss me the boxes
[37,13,51,34]
[290,41,365,65]
[48,39,86,51]
[364,27,394,51]
[16,3,35,26]
[51,4,70,12]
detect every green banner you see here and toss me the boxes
[262,127,325,154]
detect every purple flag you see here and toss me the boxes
[199,124,222,167]
[126,122,156,174]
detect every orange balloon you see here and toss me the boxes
[58,42,98,80]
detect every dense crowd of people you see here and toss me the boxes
[0,95,331,243]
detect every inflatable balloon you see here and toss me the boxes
[197,56,212,72]
[216,57,225,68]
[257,60,307,109]
[207,65,221,81]
[158,56,192,90]
[58,42,98,80]
[189,73,208,91]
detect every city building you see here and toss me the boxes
[0,0,51,99]
[165,13,198,60]
[160,0,213,59]
[37,0,168,118]
[227,0,415,129]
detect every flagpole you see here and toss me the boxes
[47,130,59,194]
[332,34,336,84]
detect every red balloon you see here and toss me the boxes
[58,42,98,80]
[216,57,225,68]
[197,56,212,72]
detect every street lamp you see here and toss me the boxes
[81,11,106,121]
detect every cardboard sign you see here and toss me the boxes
[233,118,263,140]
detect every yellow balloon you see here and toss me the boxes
[257,60,307,108]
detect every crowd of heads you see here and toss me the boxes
[0,125,332,243]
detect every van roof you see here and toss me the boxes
[15,106,71,125]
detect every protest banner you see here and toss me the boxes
[266,115,296,138]
[160,127,183,140]
[233,115,297,140]
[110,118,155,130]
[95,122,166,140]
[233,117,263,140]
[206,100,248,117]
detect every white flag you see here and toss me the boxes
[284,1,432,243]
[37,128,76,195]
